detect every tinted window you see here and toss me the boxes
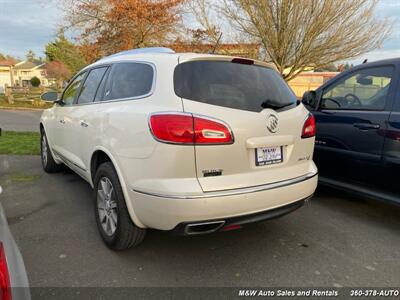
[77,67,108,104]
[104,63,153,101]
[174,61,296,112]
[62,72,86,106]
[321,66,393,110]
[95,68,111,102]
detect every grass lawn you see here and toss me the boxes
[10,174,41,182]
[0,131,40,155]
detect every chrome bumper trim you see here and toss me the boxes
[132,171,318,199]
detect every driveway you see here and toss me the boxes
[0,109,42,132]
[0,155,399,292]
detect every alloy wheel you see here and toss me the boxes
[97,177,118,236]
[41,135,48,166]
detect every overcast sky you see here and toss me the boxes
[0,0,399,64]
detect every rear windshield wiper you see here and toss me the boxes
[261,99,294,110]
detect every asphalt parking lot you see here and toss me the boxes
[1,154,399,289]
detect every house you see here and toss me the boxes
[14,60,51,87]
[0,60,56,92]
[288,72,339,98]
[0,60,15,93]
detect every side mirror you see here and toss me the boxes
[40,91,58,102]
[302,90,317,108]
[357,76,372,85]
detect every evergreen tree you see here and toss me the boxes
[45,32,87,74]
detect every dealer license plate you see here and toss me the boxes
[255,146,283,166]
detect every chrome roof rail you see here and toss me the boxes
[100,47,175,61]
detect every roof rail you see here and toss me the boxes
[100,47,175,61]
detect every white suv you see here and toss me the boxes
[40,47,318,250]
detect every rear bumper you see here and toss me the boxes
[129,171,318,230]
[173,196,310,235]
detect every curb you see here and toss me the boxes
[0,106,45,112]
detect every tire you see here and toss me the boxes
[41,129,62,173]
[94,162,146,250]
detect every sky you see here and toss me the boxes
[0,0,61,59]
[0,0,399,64]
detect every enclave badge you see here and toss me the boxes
[266,114,279,133]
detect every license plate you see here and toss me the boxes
[255,146,283,166]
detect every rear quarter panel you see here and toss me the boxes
[90,56,200,226]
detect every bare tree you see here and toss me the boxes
[185,0,222,46]
[221,0,391,81]
[61,0,110,34]
[45,61,72,89]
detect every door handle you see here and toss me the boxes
[353,123,380,130]
[80,121,89,128]
[321,110,336,115]
[59,119,65,124]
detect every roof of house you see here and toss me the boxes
[14,60,45,70]
[0,60,14,67]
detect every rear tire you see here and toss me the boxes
[41,130,62,173]
[94,162,146,250]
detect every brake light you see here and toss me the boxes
[149,113,233,145]
[301,114,316,138]
[149,114,194,144]
[231,58,254,65]
[0,242,11,300]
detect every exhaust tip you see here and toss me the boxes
[184,220,225,235]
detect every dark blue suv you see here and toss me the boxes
[303,59,399,203]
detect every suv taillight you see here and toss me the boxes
[301,114,316,138]
[0,242,11,300]
[149,113,233,145]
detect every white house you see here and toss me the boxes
[14,60,51,87]
[0,61,15,93]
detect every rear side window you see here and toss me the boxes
[174,61,296,112]
[104,63,154,101]
[77,67,108,104]
[95,68,111,102]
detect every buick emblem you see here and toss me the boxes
[266,114,278,133]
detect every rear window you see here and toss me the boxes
[174,60,297,112]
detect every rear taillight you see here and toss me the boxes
[301,114,316,138]
[149,114,195,144]
[194,116,233,144]
[0,242,11,300]
[149,113,233,145]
